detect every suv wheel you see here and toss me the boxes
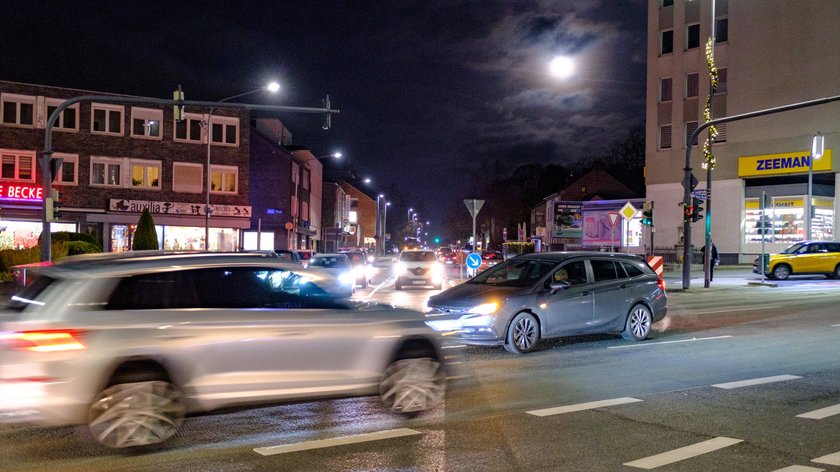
[505,312,539,354]
[380,357,445,415]
[772,264,791,280]
[88,378,185,448]
[622,304,652,341]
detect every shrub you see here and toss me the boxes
[40,231,102,252]
[0,242,69,275]
[132,209,160,250]
[65,241,102,256]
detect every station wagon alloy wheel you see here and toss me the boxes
[88,381,185,448]
[380,357,445,414]
[622,304,652,341]
[506,313,539,353]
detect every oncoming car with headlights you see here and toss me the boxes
[304,253,355,297]
[394,249,445,290]
[0,252,447,449]
[426,252,667,354]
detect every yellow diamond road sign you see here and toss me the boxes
[620,202,638,221]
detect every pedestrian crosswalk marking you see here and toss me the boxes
[797,403,840,420]
[623,437,743,469]
[712,374,801,389]
[526,397,642,417]
[812,450,840,466]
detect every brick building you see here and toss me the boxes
[0,80,251,251]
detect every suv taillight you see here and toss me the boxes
[7,330,86,352]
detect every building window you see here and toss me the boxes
[659,125,672,150]
[53,153,78,186]
[175,113,204,143]
[686,121,699,146]
[662,0,673,6]
[210,116,239,146]
[173,162,203,193]
[302,168,310,191]
[1,94,35,127]
[716,68,728,94]
[715,17,728,43]
[210,165,237,194]
[687,24,700,50]
[301,201,309,222]
[91,104,124,135]
[686,73,700,98]
[714,123,727,143]
[0,150,35,181]
[131,108,163,139]
[46,99,79,132]
[660,78,673,102]
[130,160,161,189]
[91,157,123,187]
[661,30,673,55]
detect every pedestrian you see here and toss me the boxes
[701,242,719,281]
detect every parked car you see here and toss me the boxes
[394,249,445,290]
[273,249,302,264]
[340,250,374,288]
[478,250,504,272]
[438,248,458,265]
[298,249,316,267]
[752,241,840,280]
[427,252,667,354]
[0,252,447,449]
[304,253,356,297]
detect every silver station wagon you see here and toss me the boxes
[0,252,447,449]
[427,252,667,353]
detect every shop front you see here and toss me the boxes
[547,199,645,253]
[740,150,836,254]
[0,182,80,249]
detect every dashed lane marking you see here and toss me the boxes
[797,403,840,420]
[680,305,782,315]
[526,397,642,417]
[813,450,840,466]
[254,428,422,456]
[772,466,825,471]
[712,374,801,389]
[623,437,743,469]
[608,335,732,349]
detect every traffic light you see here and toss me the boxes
[683,201,694,222]
[434,236,441,244]
[173,86,185,122]
[691,196,703,222]
[46,189,62,222]
[641,201,654,226]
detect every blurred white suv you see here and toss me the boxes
[394,250,445,290]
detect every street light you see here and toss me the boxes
[407,208,413,222]
[384,201,391,255]
[806,132,825,240]
[205,82,280,250]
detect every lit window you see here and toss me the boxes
[175,113,204,143]
[0,150,35,181]
[211,165,237,194]
[46,99,79,131]
[130,160,161,189]
[1,94,35,127]
[131,108,163,139]
[91,104,124,135]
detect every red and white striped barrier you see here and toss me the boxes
[647,255,664,278]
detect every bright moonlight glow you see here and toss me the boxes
[266,82,281,92]
[549,56,574,79]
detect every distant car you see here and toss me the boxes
[478,251,504,272]
[341,250,374,288]
[752,241,840,280]
[0,252,447,449]
[427,252,667,354]
[394,249,445,290]
[438,248,457,265]
[273,249,302,264]
[298,249,316,267]
[305,253,355,297]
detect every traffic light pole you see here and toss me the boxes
[682,93,840,289]
[41,94,339,262]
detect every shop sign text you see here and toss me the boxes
[739,149,833,177]
[0,183,44,201]
[109,199,251,218]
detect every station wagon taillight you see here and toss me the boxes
[7,330,86,352]
[657,277,666,291]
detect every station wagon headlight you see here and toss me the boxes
[352,266,365,277]
[460,314,495,328]
[467,302,499,315]
[338,272,354,285]
[394,262,407,275]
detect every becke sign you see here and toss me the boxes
[738,149,833,177]
[0,183,44,201]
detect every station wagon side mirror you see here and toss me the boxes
[549,281,570,293]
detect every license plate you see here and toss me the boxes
[412,280,426,284]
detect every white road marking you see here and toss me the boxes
[526,397,642,417]
[688,305,782,315]
[623,437,743,469]
[254,428,422,456]
[831,324,840,327]
[813,450,840,466]
[608,335,732,349]
[797,404,840,420]
[712,374,801,389]
[365,277,393,298]
[772,466,825,472]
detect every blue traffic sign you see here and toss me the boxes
[466,252,482,270]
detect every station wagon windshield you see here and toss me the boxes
[470,258,555,287]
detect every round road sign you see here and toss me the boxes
[466,252,482,270]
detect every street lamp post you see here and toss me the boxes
[383,201,391,255]
[292,152,342,249]
[807,132,825,240]
[205,82,280,250]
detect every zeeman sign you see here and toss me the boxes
[739,149,833,177]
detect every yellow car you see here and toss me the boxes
[753,241,840,280]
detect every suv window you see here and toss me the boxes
[591,259,619,281]
[400,251,436,262]
[826,243,840,253]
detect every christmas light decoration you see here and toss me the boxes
[701,37,718,170]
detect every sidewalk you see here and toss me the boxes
[662,264,778,290]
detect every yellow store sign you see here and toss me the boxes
[738,149,833,177]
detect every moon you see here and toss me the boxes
[549,56,575,79]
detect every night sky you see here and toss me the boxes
[1,1,647,228]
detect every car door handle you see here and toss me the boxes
[580,291,590,296]
[619,283,628,289]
